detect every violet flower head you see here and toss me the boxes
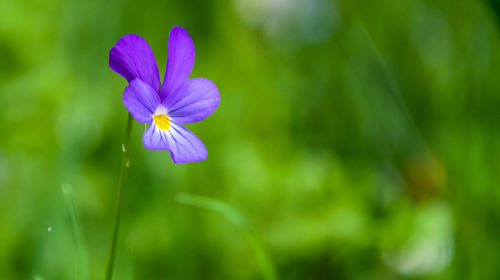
[109,26,219,163]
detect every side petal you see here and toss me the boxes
[159,26,195,100]
[162,78,220,123]
[109,34,161,91]
[123,79,160,123]
[142,120,207,163]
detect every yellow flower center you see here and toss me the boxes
[153,114,170,130]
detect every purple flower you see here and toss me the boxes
[109,26,220,163]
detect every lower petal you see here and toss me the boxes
[142,121,170,150]
[142,120,207,163]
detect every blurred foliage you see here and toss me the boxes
[1,0,500,279]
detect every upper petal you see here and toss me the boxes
[159,26,195,100]
[142,120,207,163]
[109,34,161,92]
[123,79,160,123]
[162,78,220,123]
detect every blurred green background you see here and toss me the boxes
[1,0,500,279]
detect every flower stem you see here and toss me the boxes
[105,113,133,280]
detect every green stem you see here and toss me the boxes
[105,113,133,280]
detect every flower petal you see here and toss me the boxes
[167,122,207,163]
[109,34,161,91]
[142,121,170,150]
[123,79,160,123]
[142,120,207,163]
[159,26,195,100]
[162,78,219,123]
